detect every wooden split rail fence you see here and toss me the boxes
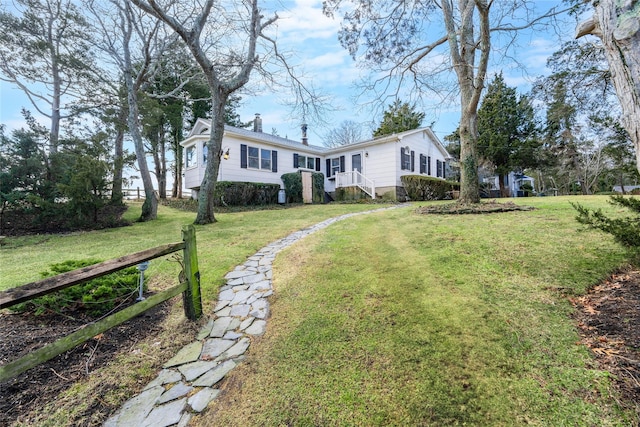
[0,225,202,383]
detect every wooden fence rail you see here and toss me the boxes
[0,225,202,383]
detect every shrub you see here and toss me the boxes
[573,195,640,248]
[281,173,303,203]
[11,259,141,316]
[281,172,325,204]
[312,172,325,203]
[401,175,460,201]
[213,181,280,206]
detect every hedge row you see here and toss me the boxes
[401,175,460,201]
[213,181,280,206]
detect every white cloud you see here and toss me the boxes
[268,0,340,44]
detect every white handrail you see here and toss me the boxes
[335,171,376,199]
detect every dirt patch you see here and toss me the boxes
[571,269,640,418]
[415,200,535,214]
[0,296,202,426]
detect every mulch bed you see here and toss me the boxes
[0,300,174,426]
[571,269,640,416]
[415,200,535,214]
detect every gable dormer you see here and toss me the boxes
[188,118,212,138]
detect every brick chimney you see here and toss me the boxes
[301,123,308,145]
[253,113,262,132]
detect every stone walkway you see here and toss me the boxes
[104,206,402,427]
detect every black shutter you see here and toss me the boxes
[400,147,405,170]
[339,156,345,172]
[315,157,321,171]
[427,156,431,175]
[293,153,298,168]
[442,161,446,179]
[272,150,278,172]
[420,154,426,174]
[411,150,415,172]
[326,159,331,177]
[240,144,247,169]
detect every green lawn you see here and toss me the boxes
[1,196,637,425]
[0,201,383,299]
[193,196,636,426]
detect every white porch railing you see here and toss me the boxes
[335,171,376,199]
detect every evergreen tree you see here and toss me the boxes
[373,100,425,137]
[477,73,540,196]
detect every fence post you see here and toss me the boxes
[181,225,202,320]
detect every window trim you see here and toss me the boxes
[241,144,278,172]
[185,145,197,169]
[294,153,321,171]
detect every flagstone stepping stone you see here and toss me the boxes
[163,341,203,368]
[216,337,250,361]
[141,397,186,427]
[188,388,220,412]
[143,369,182,391]
[192,360,237,387]
[178,360,218,382]
[229,304,250,317]
[244,320,267,336]
[201,338,235,359]
[210,317,232,338]
[104,385,164,427]
[157,382,193,404]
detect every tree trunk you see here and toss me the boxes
[111,107,127,204]
[194,90,228,224]
[47,11,62,154]
[127,90,157,221]
[172,146,183,198]
[498,175,508,197]
[578,1,640,173]
[442,0,489,205]
[122,9,157,221]
[458,109,481,203]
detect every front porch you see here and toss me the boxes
[335,171,376,199]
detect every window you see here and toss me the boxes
[248,147,260,168]
[326,156,345,177]
[241,144,277,172]
[420,154,427,174]
[331,158,341,175]
[203,144,208,164]
[261,149,271,170]
[294,154,320,170]
[401,147,413,171]
[437,159,444,178]
[185,145,196,168]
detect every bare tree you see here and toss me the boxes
[86,0,169,221]
[0,0,98,153]
[130,0,324,224]
[577,0,640,174]
[324,120,364,147]
[324,0,570,204]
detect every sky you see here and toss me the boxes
[0,0,579,185]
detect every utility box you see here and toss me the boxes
[278,189,286,204]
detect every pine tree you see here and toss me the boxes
[373,100,425,137]
[478,73,540,196]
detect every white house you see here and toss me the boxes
[483,172,535,197]
[180,116,451,201]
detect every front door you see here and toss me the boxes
[352,153,362,184]
[352,153,362,173]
